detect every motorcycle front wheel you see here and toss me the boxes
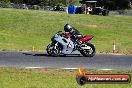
[80,43,96,57]
[46,43,61,57]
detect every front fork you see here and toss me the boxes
[54,42,58,49]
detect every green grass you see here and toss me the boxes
[0,68,132,88]
[0,8,132,54]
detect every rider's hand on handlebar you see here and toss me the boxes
[61,33,66,36]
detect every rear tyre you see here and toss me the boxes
[80,43,95,57]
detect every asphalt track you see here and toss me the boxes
[0,51,132,70]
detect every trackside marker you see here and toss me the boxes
[113,41,116,53]
[32,45,35,55]
[32,45,35,52]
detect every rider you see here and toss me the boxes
[64,24,82,42]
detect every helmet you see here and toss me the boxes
[64,24,72,32]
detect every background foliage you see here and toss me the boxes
[0,0,132,10]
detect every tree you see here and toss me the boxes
[116,0,132,9]
[10,0,24,4]
[0,0,10,3]
[79,0,132,10]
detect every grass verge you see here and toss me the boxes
[0,8,132,54]
[0,68,132,88]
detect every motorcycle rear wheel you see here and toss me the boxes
[80,43,95,57]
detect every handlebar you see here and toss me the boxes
[57,31,62,33]
[57,31,66,36]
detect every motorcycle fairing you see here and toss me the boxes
[64,33,72,38]
[78,35,94,43]
[52,33,75,54]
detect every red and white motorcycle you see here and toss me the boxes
[46,31,95,57]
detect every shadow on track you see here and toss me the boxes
[22,52,83,57]
[22,53,48,56]
[33,53,50,57]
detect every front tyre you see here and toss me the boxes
[46,43,61,57]
[46,44,53,56]
[80,43,96,57]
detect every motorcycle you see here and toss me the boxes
[46,31,95,57]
